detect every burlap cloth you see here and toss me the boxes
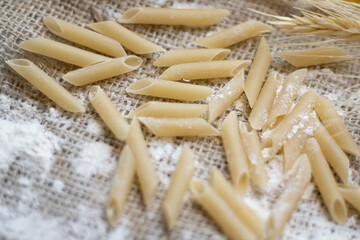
[0,0,359,239]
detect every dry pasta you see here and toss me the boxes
[118,7,229,26]
[338,185,360,213]
[19,37,110,67]
[6,59,85,113]
[63,56,143,86]
[44,16,126,57]
[87,21,164,54]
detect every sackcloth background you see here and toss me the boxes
[0,0,359,239]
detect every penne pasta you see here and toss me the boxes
[221,111,250,194]
[138,117,220,137]
[88,86,129,140]
[248,72,281,130]
[126,78,214,101]
[314,123,350,184]
[266,69,307,128]
[117,8,229,26]
[210,167,264,240]
[44,16,126,57]
[315,95,360,156]
[19,37,110,67]
[192,20,273,48]
[153,48,231,67]
[62,56,143,86]
[338,185,360,212]
[239,123,268,191]
[244,37,272,108]
[126,117,158,206]
[106,145,136,227]
[190,180,257,240]
[6,59,84,113]
[87,21,164,54]
[267,154,312,240]
[163,145,194,229]
[278,46,352,67]
[126,102,207,118]
[304,138,347,225]
[159,60,251,81]
[208,69,245,123]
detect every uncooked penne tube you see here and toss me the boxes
[278,46,352,67]
[338,185,360,212]
[190,180,256,240]
[44,16,126,57]
[239,124,268,191]
[138,117,219,137]
[210,167,264,240]
[221,111,249,194]
[19,38,110,67]
[266,69,307,128]
[163,145,194,229]
[244,37,272,108]
[126,117,158,206]
[6,59,84,113]
[248,72,281,130]
[208,69,245,123]
[63,56,142,86]
[267,154,312,240]
[304,138,347,225]
[192,20,273,48]
[118,8,229,26]
[315,95,360,156]
[126,102,207,118]
[87,21,164,54]
[126,78,214,101]
[89,86,129,140]
[153,48,231,67]
[159,60,251,81]
[106,145,136,227]
[314,123,350,184]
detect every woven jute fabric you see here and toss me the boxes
[0,0,359,239]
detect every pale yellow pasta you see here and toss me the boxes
[6,59,85,113]
[266,69,307,128]
[314,123,350,184]
[163,145,194,229]
[208,69,245,123]
[126,78,214,101]
[63,56,143,86]
[126,102,207,118]
[278,47,352,67]
[106,145,136,227]
[159,60,251,81]
[153,48,231,67]
[210,167,264,240]
[138,117,220,137]
[88,86,129,140]
[315,95,360,156]
[192,20,273,48]
[87,21,164,54]
[190,180,256,240]
[118,8,229,26]
[126,117,158,206]
[338,185,360,212]
[267,154,312,240]
[248,71,281,130]
[239,124,268,191]
[304,138,347,225]
[221,111,249,195]
[265,90,317,153]
[44,16,126,57]
[19,37,110,67]
[244,37,272,108]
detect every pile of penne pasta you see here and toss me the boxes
[5,6,360,240]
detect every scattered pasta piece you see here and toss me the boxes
[338,184,360,213]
